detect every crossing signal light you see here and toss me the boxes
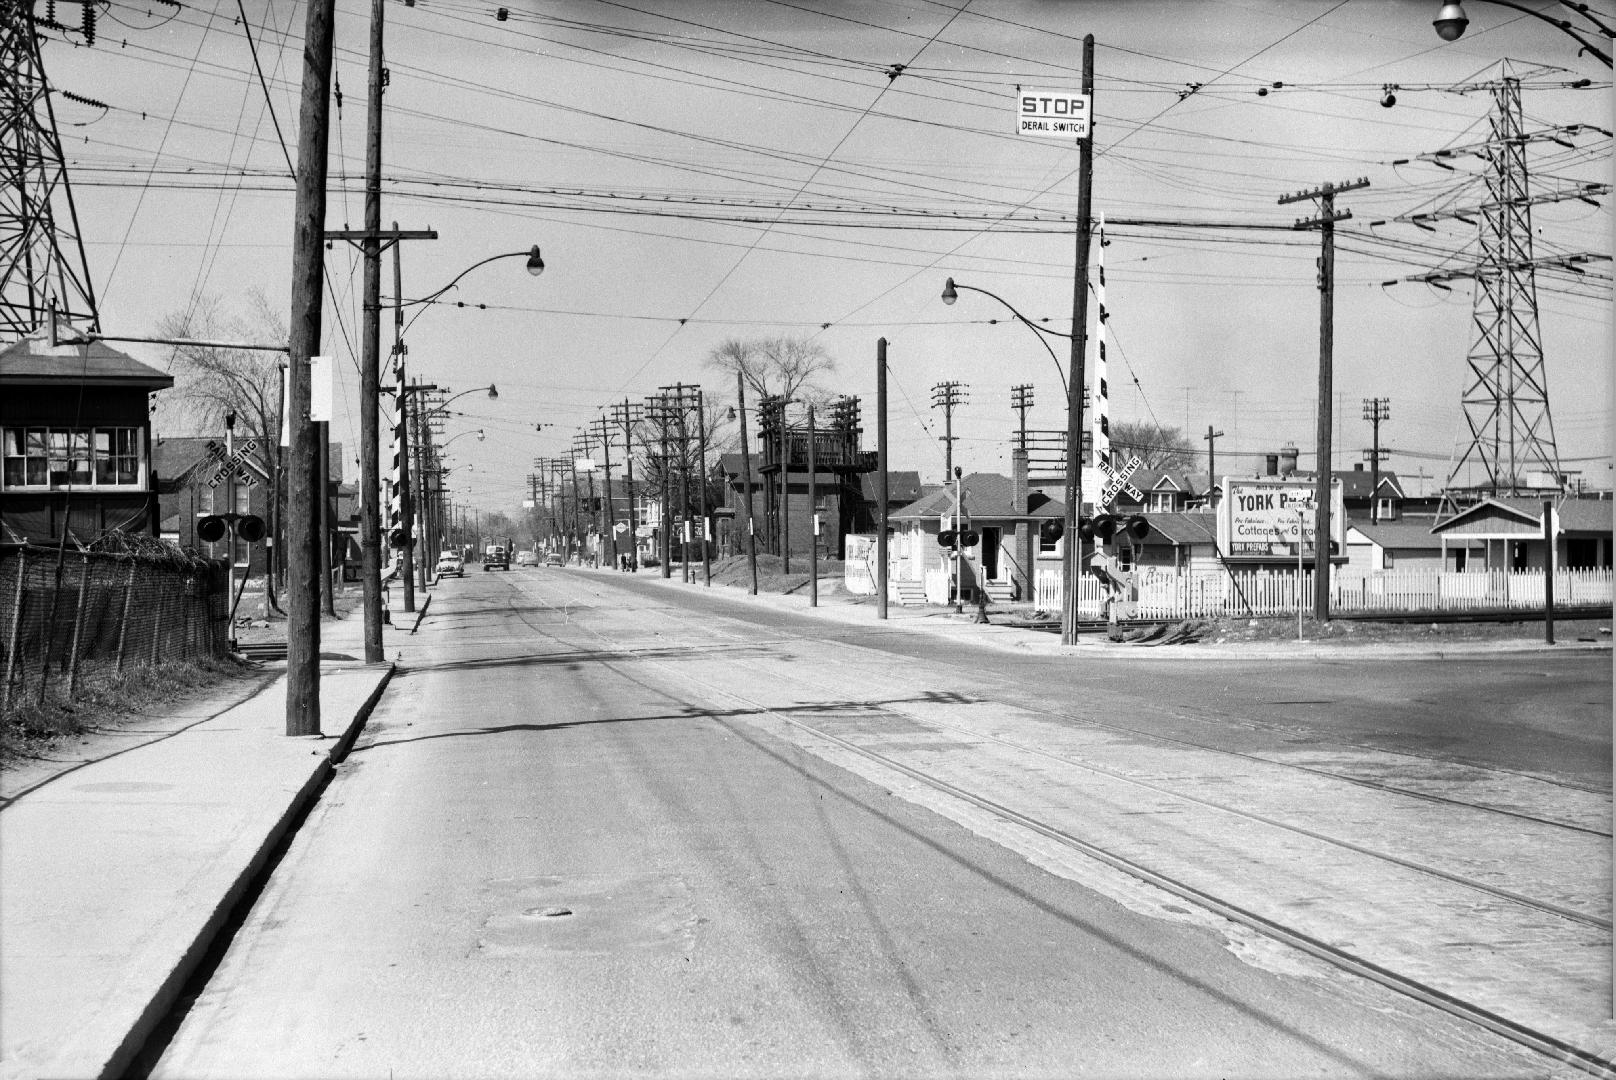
[958,529,980,548]
[1091,514,1119,540]
[938,529,957,547]
[1038,518,1064,543]
[1125,515,1150,540]
[388,527,411,549]
[196,513,267,544]
[197,515,227,543]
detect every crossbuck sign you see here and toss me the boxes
[1098,454,1144,508]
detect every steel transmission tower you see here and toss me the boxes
[1,0,100,341]
[1399,74,1607,503]
[1456,78,1558,497]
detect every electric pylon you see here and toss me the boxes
[1,0,100,340]
[1398,70,1606,505]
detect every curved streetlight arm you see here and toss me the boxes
[942,277,1071,394]
[392,246,544,341]
[1435,0,1612,66]
[426,385,499,417]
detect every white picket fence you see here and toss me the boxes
[1033,567,1613,620]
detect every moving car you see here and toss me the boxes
[543,552,564,567]
[515,550,539,567]
[483,545,511,571]
[436,551,464,578]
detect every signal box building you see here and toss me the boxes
[0,331,172,544]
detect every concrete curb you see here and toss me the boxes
[0,661,394,1080]
[99,662,393,1080]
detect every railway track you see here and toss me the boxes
[478,575,1613,1077]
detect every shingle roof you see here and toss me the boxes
[1137,512,1218,545]
[891,472,1063,521]
[0,332,174,388]
[1338,469,1404,500]
[859,470,923,502]
[1349,520,1445,549]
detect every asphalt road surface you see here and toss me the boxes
[149,567,1609,1079]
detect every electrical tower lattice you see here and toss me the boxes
[1,0,100,341]
[1451,77,1562,501]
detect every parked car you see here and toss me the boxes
[543,551,564,567]
[436,551,464,578]
[515,550,539,567]
[483,545,510,571]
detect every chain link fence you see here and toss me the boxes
[1,536,228,717]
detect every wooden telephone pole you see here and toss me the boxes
[284,0,335,736]
[1278,176,1368,622]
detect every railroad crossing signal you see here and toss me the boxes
[1098,453,1144,507]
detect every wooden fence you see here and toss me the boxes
[1033,567,1613,620]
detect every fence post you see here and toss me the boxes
[66,549,93,698]
[114,557,136,674]
[3,548,26,715]
[149,586,164,666]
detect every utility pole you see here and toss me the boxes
[736,373,759,595]
[876,339,889,621]
[931,381,967,475]
[592,415,617,569]
[807,404,818,607]
[696,386,711,586]
[1362,397,1390,523]
[1011,384,1033,453]
[1279,175,1368,623]
[1060,33,1095,649]
[1204,425,1223,505]
[610,399,644,568]
[285,0,335,736]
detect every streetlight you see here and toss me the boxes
[440,428,486,453]
[942,275,1086,646]
[1292,496,1316,641]
[941,277,1070,394]
[1433,1,1612,66]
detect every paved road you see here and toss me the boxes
[148,568,1605,1079]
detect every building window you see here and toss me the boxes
[1375,497,1398,521]
[1382,550,1395,569]
[2,427,143,490]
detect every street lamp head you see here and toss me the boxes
[477,429,486,441]
[1433,1,1468,41]
[525,246,545,276]
[487,384,499,400]
[941,277,958,306]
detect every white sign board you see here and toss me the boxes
[1217,477,1345,561]
[574,458,597,473]
[1017,90,1091,139]
[309,355,334,422]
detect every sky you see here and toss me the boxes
[30,0,1615,518]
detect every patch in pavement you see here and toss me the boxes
[476,872,700,956]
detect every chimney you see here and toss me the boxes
[1011,448,1029,514]
[1353,462,1363,471]
[1266,454,1279,476]
[1279,446,1299,476]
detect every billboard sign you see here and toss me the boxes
[1217,476,1344,561]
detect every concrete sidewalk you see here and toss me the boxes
[0,607,393,1080]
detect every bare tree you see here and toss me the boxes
[157,290,289,607]
[704,335,836,406]
[1108,420,1197,475]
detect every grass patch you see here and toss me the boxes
[1,655,259,765]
